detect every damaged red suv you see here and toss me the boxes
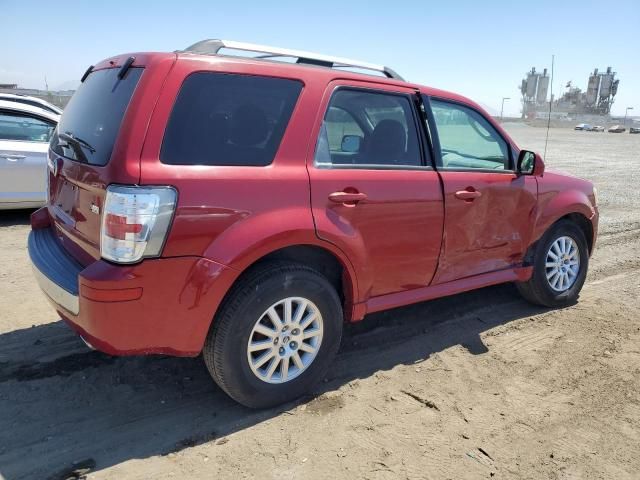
[29,40,598,408]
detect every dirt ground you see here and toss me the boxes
[1,125,639,480]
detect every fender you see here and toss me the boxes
[201,206,360,307]
[532,178,597,248]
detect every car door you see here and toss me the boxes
[0,109,55,206]
[308,81,444,301]
[425,97,538,284]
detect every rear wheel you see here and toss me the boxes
[203,262,343,408]
[517,220,589,307]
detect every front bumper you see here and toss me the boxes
[28,226,235,356]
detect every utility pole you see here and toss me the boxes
[500,97,510,121]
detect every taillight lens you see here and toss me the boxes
[101,185,177,264]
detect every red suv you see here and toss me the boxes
[29,40,598,408]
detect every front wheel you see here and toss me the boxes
[516,220,589,307]
[203,262,343,408]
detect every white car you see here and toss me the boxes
[0,93,63,115]
[0,100,60,209]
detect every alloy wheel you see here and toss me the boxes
[545,235,581,292]
[247,297,324,384]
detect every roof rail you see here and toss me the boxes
[180,39,404,81]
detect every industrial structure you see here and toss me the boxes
[520,67,550,119]
[520,66,620,119]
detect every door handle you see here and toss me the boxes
[454,189,482,201]
[0,154,26,161]
[328,191,367,204]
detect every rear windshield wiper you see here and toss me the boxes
[60,132,96,153]
[58,132,96,164]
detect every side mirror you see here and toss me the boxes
[341,135,362,153]
[517,150,545,176]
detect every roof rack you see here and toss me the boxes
[180,39,404,81]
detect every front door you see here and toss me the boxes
[426,97,538,284]
[308,81,444,300]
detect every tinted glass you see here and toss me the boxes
[0,111,55,142]
[325,107,363,152]
[161,73,303,166]
[50,67,143,166]
[430,99,510,170]
[315,89,422,167]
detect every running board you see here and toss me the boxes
[352,266,533,320]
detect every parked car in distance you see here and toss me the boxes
[608,125,626,133]
[588,125,604,132]
[0,100,59,209]
[0,93,63,115]
[574,123,591,130]
[28,40,599,408]
[629,126,640,134]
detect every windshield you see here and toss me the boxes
[50,67,143,166]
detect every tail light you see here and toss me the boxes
[101,185,177,264]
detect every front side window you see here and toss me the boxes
[161,73,303,166]
[430,99,510,170]
[0,111,55,142]
[315,89,422,168]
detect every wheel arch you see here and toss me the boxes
[524,211,595,264]
[214,241,359,324]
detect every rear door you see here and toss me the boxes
[0,109,55,206]
[425,97,538,284]
[308,81,444,300]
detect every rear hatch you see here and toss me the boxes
[47,53,175,265]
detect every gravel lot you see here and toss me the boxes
[0,125,639,480]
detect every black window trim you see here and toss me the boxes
[0,108,57,143]
[314,85,433,171]
[424,95,517,174]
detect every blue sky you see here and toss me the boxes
[3,0,638,116]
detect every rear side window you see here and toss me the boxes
[315,89,422,168]
[161,73,303,166]
[50,67,143,166]
[0,111,55,142]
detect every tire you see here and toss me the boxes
[203,262,343,408]
[516,220,589,307]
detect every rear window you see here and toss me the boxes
[160,73,303,166]
[50,67,143,166]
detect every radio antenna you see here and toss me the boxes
[543,54,555,160]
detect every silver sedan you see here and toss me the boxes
[0,100,60,209]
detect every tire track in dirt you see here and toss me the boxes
[0,350,115,383]
[1,271,638,478]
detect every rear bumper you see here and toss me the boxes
[28,226,236,356]
[28,227,82,314]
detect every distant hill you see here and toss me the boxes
[54,80,80,92]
